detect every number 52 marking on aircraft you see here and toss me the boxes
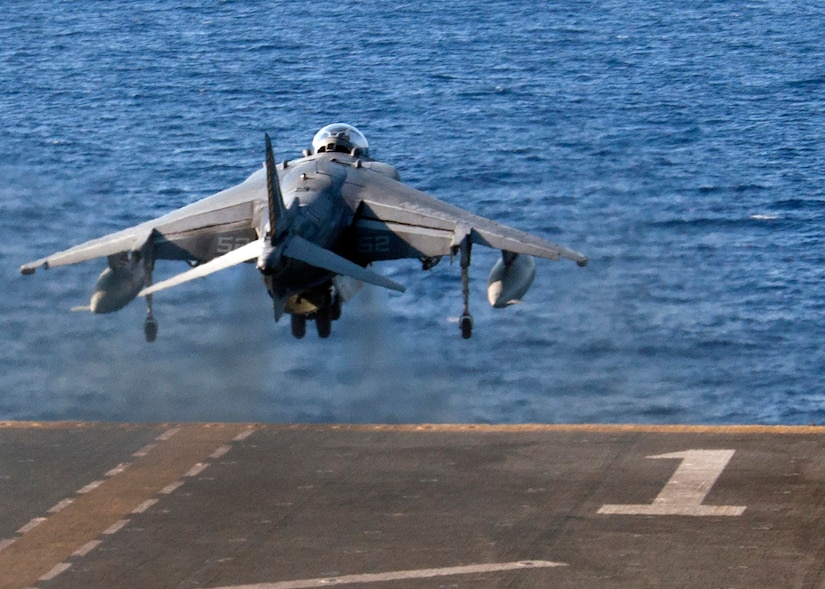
[357,234,391,254]
[599,449,747,517]
[216,236,252,255]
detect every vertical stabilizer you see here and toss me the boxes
[265,133,289,241]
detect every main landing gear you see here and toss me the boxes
[288,289,342,340]
[458,237,473,339]
[291,314,307,339]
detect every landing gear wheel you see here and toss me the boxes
[290,314,306,339]
[330,294,342,321]
[315,307,332,339]
[315,290,333,339]
[144,316,159,343]
[460,313,473,339]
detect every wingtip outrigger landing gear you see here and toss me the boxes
[459,312,473,339]
[459,237,473,339]
[143,255,158,343]
[144,301,158,343]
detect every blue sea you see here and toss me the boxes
[1,1,823,424]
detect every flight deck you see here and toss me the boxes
[1,422,824,588]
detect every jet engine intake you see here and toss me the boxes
[90,253,146,314]
[487,252,536,308]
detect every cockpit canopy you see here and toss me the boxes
[312,123,369,157]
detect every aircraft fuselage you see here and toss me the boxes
[262,154,362,319]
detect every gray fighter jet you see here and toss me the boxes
[21,124,587,340]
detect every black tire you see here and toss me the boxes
[316,290,333,338]
[330,295,342,321]
[144,317,158,342]
[316,310,332,338]
[291,314,307,339]
[460,314,473,339]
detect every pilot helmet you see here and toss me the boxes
[311,123,369,157]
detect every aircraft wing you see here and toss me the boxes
[342,167,588,266]
[21,168,267,274]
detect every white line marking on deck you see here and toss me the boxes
[17,517,47,534]
[156,427,181,441]
[210,444,232,459]
[599,449,747,516]
[39,562,71,581]
[102,519,130,535]
[0,538,16,553]
[47,498,74,514]
[0,429,179,563]
[205,560,566,589]
[77,479,104,494]
[73,540,103,558]
[105,462,131,477]
[160,480,185,495]
[131,499,159,514]
[233,428,255,442]
[184,462,209,477]
[133,443,157,457]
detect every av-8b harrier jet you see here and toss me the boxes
[21,124,587,340]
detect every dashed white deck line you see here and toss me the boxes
[132,499,159,514]
[77,479,104,494]
[59,431,243,573]
[72,540,102,558]
[47,498,74,514]
[205,560,567,589]
[156,427,181,441]
[17,517,47,534]
[0,538,16,553]
[210,444,232,459]
[160,480,185,495]
[3,425,244,584]
[233,428,256,442]
[102,519,130,535]
[184,462,210,478]
[105,462,131,477]
[39,562,71,581]
[0,424,240,588]
[10,429,175,541]
[133,443,157,457]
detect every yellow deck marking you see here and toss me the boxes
[0,423,252,589]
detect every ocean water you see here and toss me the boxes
[1,1,823,424]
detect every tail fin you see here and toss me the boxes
[265,133,289,241]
